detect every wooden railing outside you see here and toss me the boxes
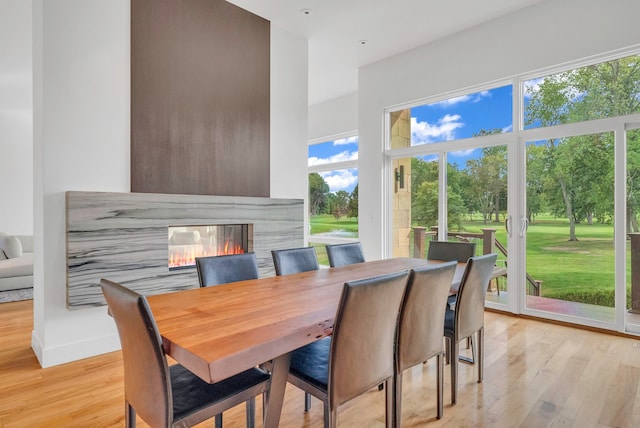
[413,226,542,296]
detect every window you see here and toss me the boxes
[391,85,512,148]
[524,54,640,129]
[308,136,359,265]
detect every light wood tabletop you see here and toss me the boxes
[146,257,477,427]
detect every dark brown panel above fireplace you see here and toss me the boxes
[131,0,270,197]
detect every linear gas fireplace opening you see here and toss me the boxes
[168,224,253,270]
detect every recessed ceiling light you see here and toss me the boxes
[359,40,368,46]
[300,8,312,15]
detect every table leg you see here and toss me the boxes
[263,352,292,428]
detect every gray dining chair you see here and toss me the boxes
[100,279,270,428]
[196,252,259,287]
[271,247,319,276]
[325,242,365,267]
[427,240,476,263]
[394,261,457,423]
[271,246,320,411]
[287,270,410,428]
[443,253,497,404]
[427,240,477,312]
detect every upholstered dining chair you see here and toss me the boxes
[443,253,497,405]
[101,279,270,428]
[271,246,320,411]
[426,240,476,263]
[196,252,259,287]
[394,261,457,424]
[325,242,365,267]
[271,246,319,276]
[287,270,410,428]
[427,240,477,312]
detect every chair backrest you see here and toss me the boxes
[326,242,365,268]
[454,253,498,339]
[328,270,409,409]
[427,241,476,263]
[271,247,319,276]
[196,252,259,287]
[397,261,457,372]
[100,279,171,427]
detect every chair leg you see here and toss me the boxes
[444,337,450,365]
[450,340,459,405]
[215,413,222,428]
[246,397,255,428]
[478,327,484,383]
[125,402,136,428]
[325,403,332,428]
[393,372,402,428]
[470,333,476,364]
[436,352,443,419]
[385,378,394,428]
[458,334,475,365]
[304,392,312,412]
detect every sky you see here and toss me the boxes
[309,84,514,193]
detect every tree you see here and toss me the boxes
[464,145,507,224]
[348,184,359,219]
[331,190,350,220]
[525,55,640,239]
[308,173,329,216]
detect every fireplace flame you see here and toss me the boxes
[168,242,244,269]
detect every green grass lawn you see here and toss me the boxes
[309,214,358,235]
[457,215,627,307]
[310,213,631,307]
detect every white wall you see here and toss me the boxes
[356,0,640,260]
[270,26,308,221]
[31,1,311,367]
[308,92,358,142]
[32,0,131,367]
[0,0,33,235]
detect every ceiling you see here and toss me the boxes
[226,0,545,106]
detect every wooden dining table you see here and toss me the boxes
[147,257,465,427]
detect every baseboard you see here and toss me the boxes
[31,330,121,368]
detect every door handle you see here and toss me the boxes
[520,217,529,237]
[505,216,512,237]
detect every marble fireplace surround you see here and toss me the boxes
[66,191,304,309]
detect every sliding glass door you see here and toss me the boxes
[523,133,616,324]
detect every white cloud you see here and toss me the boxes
[308,150,358,166]
[411,114,464,144]
[523,77,544,99]
[333,136,358,146]
[320,169,358,192]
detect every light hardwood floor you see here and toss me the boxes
[2,299,640,427]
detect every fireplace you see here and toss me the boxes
[168,224,253,270]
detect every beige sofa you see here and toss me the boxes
[0,235,34,292]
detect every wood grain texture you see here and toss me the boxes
[4,300,640,427]
[131,0,270,197]
[148,258,437,383]
[66,191,303,309]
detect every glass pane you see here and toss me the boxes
[308,136,358,166]
[524,54,640,129]
[400,155,439,258]
[448,145,508,304]
[626,128,640,330]
[389,85,512,148]
[525,132,615,323]
[308,170,359,238]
